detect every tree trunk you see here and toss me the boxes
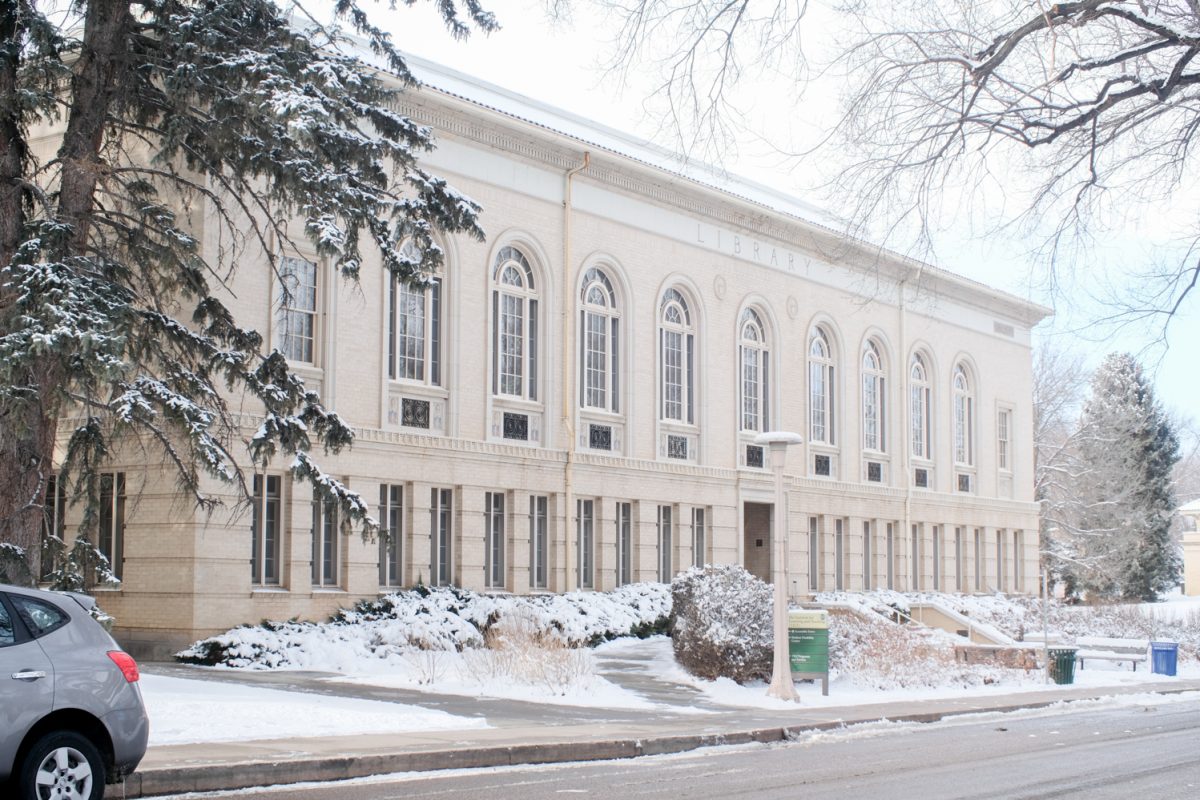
[0,0,131,583]
[57,0,131,254]
[0,0,26,270]
[0,408,56,583]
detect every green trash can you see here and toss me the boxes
[1047,647,1078,685]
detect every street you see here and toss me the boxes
[155,695,1200,799]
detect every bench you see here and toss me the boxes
[1074,636,1149,671]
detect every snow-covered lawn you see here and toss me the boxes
[145,634,1199,748]
[329,662,660,710]
[595,636,1198,711]
[1138,590,1200,622]
[140,674,488,746]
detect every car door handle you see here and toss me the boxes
[11,670,46,681]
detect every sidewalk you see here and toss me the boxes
[108,665,1200,799]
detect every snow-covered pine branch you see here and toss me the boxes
[0,0,494,584]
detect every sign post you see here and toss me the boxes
[788,609,830,696]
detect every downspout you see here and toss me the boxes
[900,277,912,585]
[562,152,590,592]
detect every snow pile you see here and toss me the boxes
[177,582,671,670]
[670,565,773,682]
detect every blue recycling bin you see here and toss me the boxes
[1150,641,1179,676]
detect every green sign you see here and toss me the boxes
[788,609,830,674]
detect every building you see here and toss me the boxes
[1181,498,1200,596]
[42,57,1050,659]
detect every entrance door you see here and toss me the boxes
[743,502,772,583]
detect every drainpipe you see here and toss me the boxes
[562,152,590,592]
[900,277,912,587]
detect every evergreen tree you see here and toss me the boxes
[0,0,495,584]
[1066,354,1180,601]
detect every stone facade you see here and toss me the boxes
[1181,499,1200,596]
[41,57,1049,659]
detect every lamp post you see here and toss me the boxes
[756,431,804,702]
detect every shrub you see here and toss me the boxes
[176,582,670,669]
[670,565,773,683]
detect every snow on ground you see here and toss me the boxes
[1138,590,1200,622]
[593,635,1197,712]
[172,584,1199,728]
[327,653,662,710]
[140,674,488,746]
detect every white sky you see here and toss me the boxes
[363,0,1198,422]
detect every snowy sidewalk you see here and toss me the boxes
[111,663,1200,798]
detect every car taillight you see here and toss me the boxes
[107,650,140,683]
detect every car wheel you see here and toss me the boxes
[17,731,105,800]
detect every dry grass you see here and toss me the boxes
[828,609,1028,690]
[405,648,448,685]
[460,609,594,694]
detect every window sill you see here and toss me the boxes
[388,380,448,399]
[310,587,346,594]
[492,395,543,411]
[580,408,624,424]
[251,587,289,594]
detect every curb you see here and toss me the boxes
[105,685,1200,798]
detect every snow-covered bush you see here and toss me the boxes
[670,565,773,683]
[827,609,1027,689]
[177,582,670,670]
[926,593,1200,662]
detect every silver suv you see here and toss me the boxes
[0,583,148,800]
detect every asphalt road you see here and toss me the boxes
[158,697,1200,800]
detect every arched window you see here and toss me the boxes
[862,340,885,452]
[739,308,770,432]
[492,246,538,401]
[579,267,620,413]
[388,240,441,385]
[659,288,695,424]
[809,327,835,444]
[953,364,974,465]
[910,353,932,459]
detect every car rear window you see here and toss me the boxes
[0,601,13,646]
[11,595,69,638]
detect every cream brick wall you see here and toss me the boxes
[39,68,1047,657]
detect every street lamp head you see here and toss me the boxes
[754,431,804,450]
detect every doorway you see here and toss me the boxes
[743,502,772,582]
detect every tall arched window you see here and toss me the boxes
[953,364,974,465]
[809,327,835,444]
[579,267,620,413]
[388,241,441,385]
[739,308,769,432]
[862,340,885,452]
[659,288,695,424]
[910,353,932,459]
[492,246,538,401]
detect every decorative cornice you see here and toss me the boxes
[397,90,1050,328]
